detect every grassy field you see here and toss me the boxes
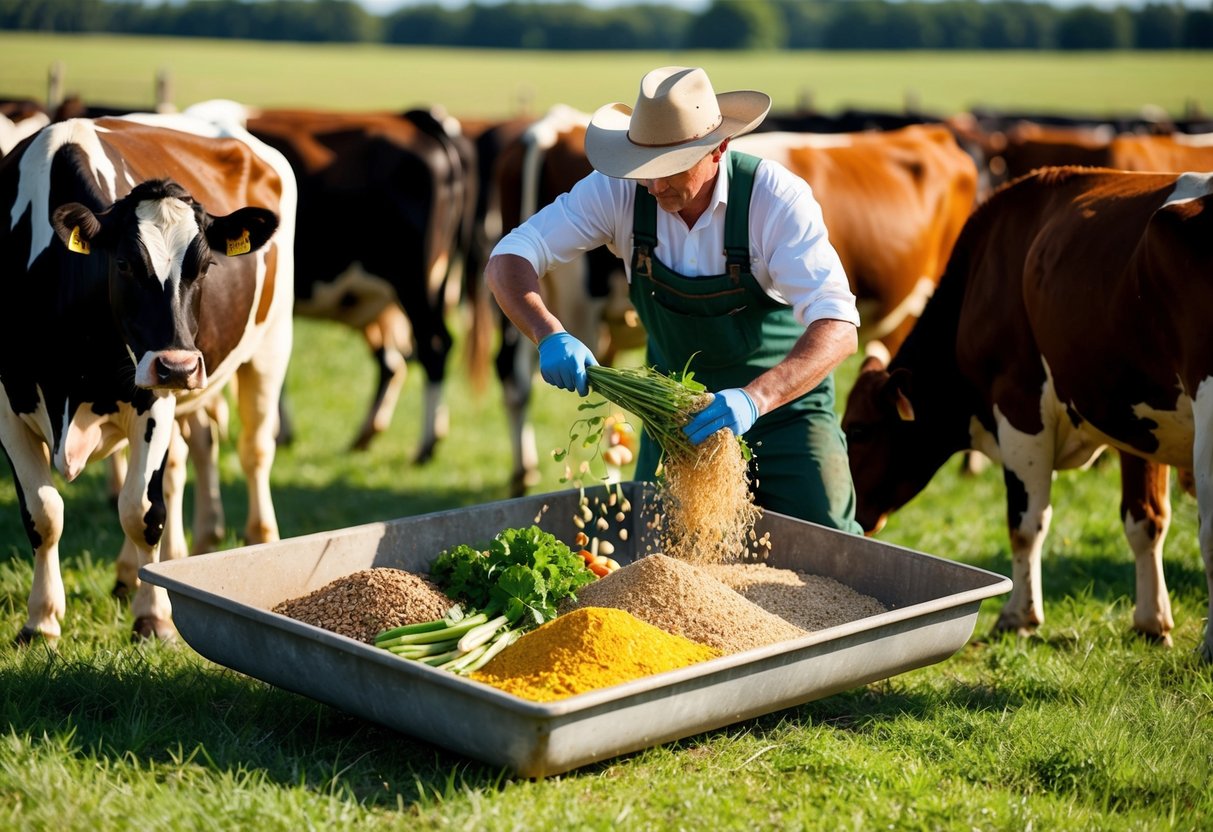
[2,33,1213,831]
[2,32,1213,118]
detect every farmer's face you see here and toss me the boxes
[641,142,726,219]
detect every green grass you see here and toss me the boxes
[2,32,1212,118]
[2,32,1213,830]
[2,318,1212,830]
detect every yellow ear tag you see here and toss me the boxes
[67,225,90,255]
[226,229,251,256]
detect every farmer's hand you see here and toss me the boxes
[684,388,758,445]
[537,332,598,397]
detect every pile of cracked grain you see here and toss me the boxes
[703,563,887,632]
[560,554,806,654]
[271,568,452,644]
[654,429,763,566]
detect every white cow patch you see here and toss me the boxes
[1173,131,1213,148]
[0,110,50,156]
[12,120,118,268]
[732,131,854,170]
[1164,171,1213,206]
[136,198,200,288]
[521,105,591,220]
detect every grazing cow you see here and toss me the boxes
[0,113,295,641]
[841,166,1213,658]
[235,105,472,457]
[977,122,1213,189]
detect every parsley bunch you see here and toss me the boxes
[430,525,596,627]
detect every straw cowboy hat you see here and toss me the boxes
[585,66,771,180]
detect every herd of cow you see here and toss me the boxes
[1,92,1212,661]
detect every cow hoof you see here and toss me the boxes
[1137,630,1173,648]
[413,441,438,465]
[132,617,178,642]
[112,580,132,601]
[12,627,57,648]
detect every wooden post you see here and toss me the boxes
[47,61,64,110]
[155,67,176,113]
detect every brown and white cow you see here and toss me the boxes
[841,166,1213,658]
[0,98,51,158]
[0,113,295,641]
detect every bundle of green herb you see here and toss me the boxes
[585,364,714,462]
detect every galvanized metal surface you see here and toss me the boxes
[141,482,1012,778]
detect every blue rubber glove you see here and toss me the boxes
[683,388,759,445]
[537,332,598,397]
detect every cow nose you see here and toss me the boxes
[151,350,205,390]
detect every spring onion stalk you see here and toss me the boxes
[374,612,489,649]
[457,614,509,653]
[461,629,520,674]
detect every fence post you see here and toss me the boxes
[156,67,176,113]
[47,61,64,110]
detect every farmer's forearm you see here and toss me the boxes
[742,318,858,415]
[485,254,565,345]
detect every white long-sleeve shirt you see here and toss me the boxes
[491,150,860,329]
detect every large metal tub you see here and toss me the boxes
[140,482,1011,778]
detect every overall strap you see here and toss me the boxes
[632,182,658,253]
[723,151,760,280]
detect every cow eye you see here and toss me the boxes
[115,257,132,275]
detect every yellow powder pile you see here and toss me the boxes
[656,428,762,565]
[469,606,718,702]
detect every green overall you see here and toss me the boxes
[628,151,861,534]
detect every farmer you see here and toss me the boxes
[485,66,863,533]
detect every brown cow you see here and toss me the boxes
[842,166,1213,658]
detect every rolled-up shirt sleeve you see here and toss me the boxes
[750,162,860,329]
[490,171,622,276]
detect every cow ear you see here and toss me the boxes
[883,368,916,422]
[51,203,102,255]
[205,207,279,257]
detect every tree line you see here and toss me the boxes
[3,0,1211,51]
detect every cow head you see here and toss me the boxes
[842,355,938,535]
[50,179,278,391]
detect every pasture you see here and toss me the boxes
[3,34,1213,830]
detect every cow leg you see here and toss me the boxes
[233,307,290,545]
[184,404,226,554]
[1193,393,1213,663]
[497,320,539,496]
[1,405,66,643]
[1119,453,1174,645]
[993,424,1055,636]
[106,449,127,507]
[158,419,191,563]
[120,399,178,641]
[352,302,411,452]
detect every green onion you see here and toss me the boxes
[586,364,713,461]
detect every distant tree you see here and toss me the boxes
[1184,9,1213,48]
[1057,4,1133,49]
[979,2,1057,50]
[1134,3,1184,49]
[823,0,887,49]
[685,0,783,50]
[772,0,832,49]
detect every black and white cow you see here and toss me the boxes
[0,113,295,641]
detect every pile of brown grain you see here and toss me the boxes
[703,563,887,632]
[561,554,806,654]
[272,568,452,644]
[654,428,762,566]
